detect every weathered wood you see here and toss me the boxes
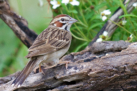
[0,41,134,91]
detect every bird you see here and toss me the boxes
[11,14,77,87]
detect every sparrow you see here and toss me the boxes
[12,14,77,87]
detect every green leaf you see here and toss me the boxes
[74,42,88,52]
[68,10,78,14]
[88,23,103,31]
[119,14,137,18]
[94,2,107,11]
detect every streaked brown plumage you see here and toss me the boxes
[26,26,71,58]
[12,14,77,87]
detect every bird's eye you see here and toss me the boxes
[61,18,64,21]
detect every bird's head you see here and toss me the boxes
[50,14,77,31]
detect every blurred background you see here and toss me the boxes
[0,0,137,77]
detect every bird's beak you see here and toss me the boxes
[69,18,78,24]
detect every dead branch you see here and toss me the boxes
[0,41,136,91]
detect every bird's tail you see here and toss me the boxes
[12,57,37,87]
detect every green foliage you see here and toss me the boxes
[1,0,137,76]
[0,19,20,76]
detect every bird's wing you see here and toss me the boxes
[26,27,71,58]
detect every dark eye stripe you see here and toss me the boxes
[62,23,66,25]
[60,18,69,22]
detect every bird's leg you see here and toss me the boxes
[59,61,72,69]
[39,62,42,72]
[45,64,58,69]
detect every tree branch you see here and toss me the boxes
[0,41,136,91]
[0,0,37,48]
